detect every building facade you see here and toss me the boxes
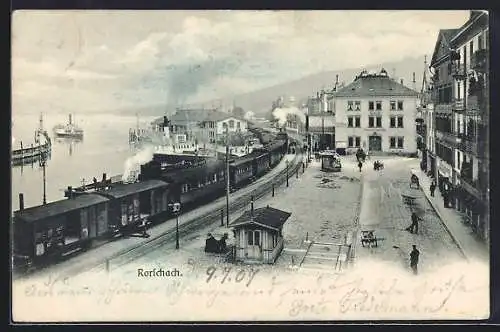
[333,69,419,155]
[307,92,336,152]
[449,11,489,243]
[429,29,458,198]
[427,10,489,244]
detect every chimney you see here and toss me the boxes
[67,186,73,199]
[19,193,24,211]
[102,173,107,182]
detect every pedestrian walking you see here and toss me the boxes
[358,161,363,172]
[406,212,420,234]
[430,180,436,197]
[410,245,420,275]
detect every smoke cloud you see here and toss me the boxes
[243,111,255,121]
[122,146,155,182]
[272,106,306,127]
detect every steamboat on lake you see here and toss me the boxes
[53,114,84,139]
[11,114,52,167]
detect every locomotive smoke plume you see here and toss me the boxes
[122,147,155,182]
[272,107,306,127]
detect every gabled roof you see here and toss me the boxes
[334,73,418,98]
[100,179,168,199]
[430,29,459,66]
[230,206,291,231]
[14,194,109,223]
[160,109,246,126]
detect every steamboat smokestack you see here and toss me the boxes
[19,193,24,211]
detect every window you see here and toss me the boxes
[390,137,396,148]
[390,101,396,110]
[457,82,461,99]
[247,231,260,246]
[376,116,382,128]
[348,116,353,127]
[390,116,396,128]
[397,116,404,128]
[369,101,374,110]
[478,34,483,50]
[237,122,241,129]
[397,101,404,110]
[376,101,382,110]
[229,120,235,128]
[448,62,452,75]
[347,101,353,111]
[355,116,360,128]
[397,137,404,148]
[348,136,353,147]
[368,116,374,128]
[355,136,361,147]
[355,101,361,110]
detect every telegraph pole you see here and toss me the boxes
[225,124,230,227]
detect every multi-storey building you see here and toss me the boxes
[429,28,459,198]
[449,10,489,243]
[332,69,419,155]
[306,92,336,151]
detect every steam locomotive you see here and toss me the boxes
[12,131,289,271]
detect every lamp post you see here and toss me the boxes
[286,159,289,187]
[39,150,47,205]
[224,123,230,227]
[168,202,181,249]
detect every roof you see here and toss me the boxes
[165,109,246,125]
[430,29,459,66]
[100,179,168,199]
[230,206,291,231]
[334,72,418,98]
[14,194,109,223]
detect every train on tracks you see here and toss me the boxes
[12,129,289,272]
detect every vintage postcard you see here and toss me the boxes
[11,10,490,322]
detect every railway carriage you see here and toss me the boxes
[96,179,170,235]
[253,151,271,178]
[229,155,255,190]
[13,193,110,268]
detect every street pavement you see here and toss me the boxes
[355,156,465,274]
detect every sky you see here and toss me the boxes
[12,10,470,114]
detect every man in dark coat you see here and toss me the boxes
[430,180,436,197]
[407,212,420,234]
[205,233,218,253]
[410,245,420,275]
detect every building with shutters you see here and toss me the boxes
[332,69,419,155]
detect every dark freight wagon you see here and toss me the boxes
[97,179,170,234]
[13,193,110,267]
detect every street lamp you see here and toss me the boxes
[168,202,181,249]
[39,150,47,205]
[224,123,230,227]
[286,159,289,187]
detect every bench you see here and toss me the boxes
[360,230,378,248]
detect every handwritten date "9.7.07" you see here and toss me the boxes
[206,266,259,287]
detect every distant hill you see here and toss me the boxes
[192,54,428,116]
[121,54,427,118]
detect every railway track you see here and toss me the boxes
[55,152,304,277]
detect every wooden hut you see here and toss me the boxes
[230,206,291,264]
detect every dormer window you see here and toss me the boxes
[347,101,353,111]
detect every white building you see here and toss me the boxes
[332,69,419,155]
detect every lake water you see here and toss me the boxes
[11,112,158,211]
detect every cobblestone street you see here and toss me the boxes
[356,157,465,273]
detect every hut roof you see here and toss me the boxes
[230,206,291,231]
